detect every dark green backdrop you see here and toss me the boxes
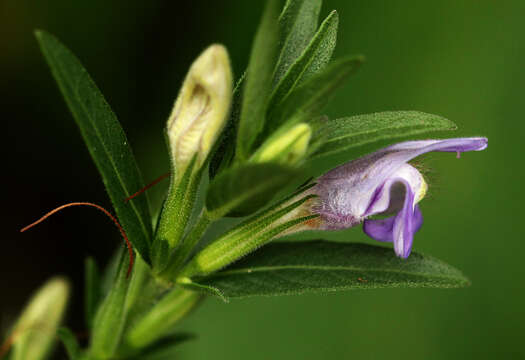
[2,1,522,359]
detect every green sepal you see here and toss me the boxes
[306,111,458,176]
[267,55,364,136]
[84,257,101,331]
[236,0,280,159]
[187,241,470,299]
[57,328,81,360]
[182,191,317,278]
[269,10,338,116]
[35,30,152,263]
[158,212,212,280]
[89,253,131,358]
[274,0,323,84]
[153,156,201,272]
[205,163,301,218]
[209,73,245,179]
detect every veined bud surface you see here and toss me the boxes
[252,123,312,165]
[167,44,233,177]
[8,277,70,360]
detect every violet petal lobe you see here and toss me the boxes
[363,179,423,258]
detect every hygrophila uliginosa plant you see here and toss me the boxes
[3,1,487,359]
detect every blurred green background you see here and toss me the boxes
[2,0,523,359]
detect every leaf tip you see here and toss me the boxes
[34,29,50,41]
[329,9,338,17]
[458,275,471,288]
[34,29,44,41]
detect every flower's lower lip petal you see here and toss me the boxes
[363,180,423,258]
[363,216,395,242]
[392,184,417,258]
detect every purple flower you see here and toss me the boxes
[312,137,488,258]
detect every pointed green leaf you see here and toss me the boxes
[205,163,300,218]
[313,111,457,159]
[269,55,363,135]
[297,10,338,80]
[84,257,101,330]
[236,0,280,159]
[274,0,322,84]
[35,30,152,263]
[271,10,338,112]
[57,328,80,360]
[306,111,458,176]
[178,280,227,302]
[190,241,470,299]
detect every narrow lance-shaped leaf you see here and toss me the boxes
[270,10,339,112]
[306,111,458,176]
[274,0,322,85]
[187,241,470,299]
[35,30,152,263]
[236,0,280,159]
[313,111,457,159]
[297,10,338,80]
[205,163,301,218]
[267,55,363,136]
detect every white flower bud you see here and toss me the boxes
[8,277,70,360]
[167,45,233,177]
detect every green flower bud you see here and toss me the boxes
[251,123,312,166]
[7,277,70,360]
[167,44,233,178]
